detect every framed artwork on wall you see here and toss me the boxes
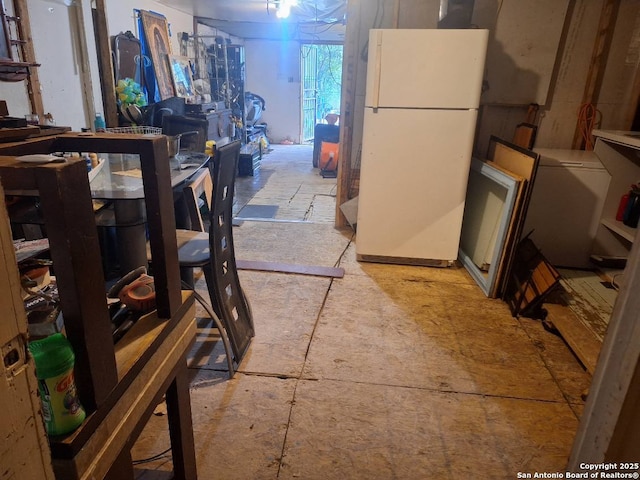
[139,10,175,100]
[168,55,196,103]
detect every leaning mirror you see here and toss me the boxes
[458,157,520,297]
[111,31,144,85]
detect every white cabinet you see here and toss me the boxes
[591,130,640,260]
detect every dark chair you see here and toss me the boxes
[182,166,213,233]
[151,140,255,376]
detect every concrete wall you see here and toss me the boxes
[245,39,301,144]
[477,0,640,152]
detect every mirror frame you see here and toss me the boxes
[111,31,144,85]
[458,157,521,297]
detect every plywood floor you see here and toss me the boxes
[132,145,591,479]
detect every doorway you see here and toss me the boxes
[301,44,343,143]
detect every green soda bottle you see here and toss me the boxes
[29,333,86,436]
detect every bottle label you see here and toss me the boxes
[94,114,106,132]
[38,369,85,436]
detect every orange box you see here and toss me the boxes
[319,141,339,171]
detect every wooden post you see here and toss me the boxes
[92,0,119,127]
[36,162,118,411]
[70,1,97,129]
[571,0,620,150]
[335,0,361,228]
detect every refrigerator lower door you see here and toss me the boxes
[356,107,478,265]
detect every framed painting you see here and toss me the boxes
[168,55,196,102]
[139,10,175,100]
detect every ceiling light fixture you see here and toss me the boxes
[276,5,290,18]
[267,0,298,19]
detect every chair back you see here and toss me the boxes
[183,167,213,232]
[206,140,255,361]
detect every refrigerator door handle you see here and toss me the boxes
[372,30,383,109]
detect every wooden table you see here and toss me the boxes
[4,136,209,275]
[87,150,209,274]
[0,132,198,479]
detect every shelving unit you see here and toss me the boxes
[204,42,246,141]
[0,133,197,479]
[226,45,246,143]
[591,130,640,260]
[172,33,235,147]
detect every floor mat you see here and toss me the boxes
[235,204,279,220]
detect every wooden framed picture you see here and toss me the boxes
[139,10,175,100]
[168,55,196,102]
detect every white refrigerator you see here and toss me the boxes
[355,29,489,266]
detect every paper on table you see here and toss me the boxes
[112,168,143,178]
[16,154,66,163]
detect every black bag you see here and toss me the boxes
[623,186,640,228]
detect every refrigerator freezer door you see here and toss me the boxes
[365,29,489,110]
[356,107,478,264]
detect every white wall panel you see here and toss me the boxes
[245,39,301,143]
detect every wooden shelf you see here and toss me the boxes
[601,217,637,243]
[592,129,640,150]
[50,293,195,478]
[115,291,193,381]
